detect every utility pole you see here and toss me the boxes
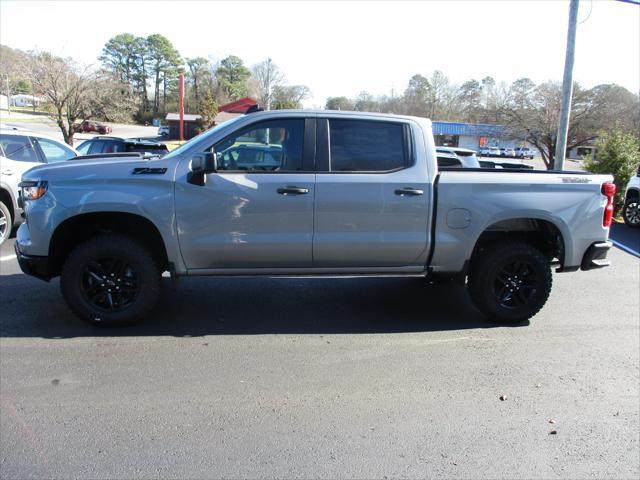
[178,72,184,141]
[554,0,580,171]
[265,57,272,111]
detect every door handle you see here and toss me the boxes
[1,169,14,176]
[277,186,309,195]
[395,187,424,196]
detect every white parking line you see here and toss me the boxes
[0,254,15,262]
[611,239,640,258]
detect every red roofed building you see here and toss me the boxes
[164,97,258,140]
[218,97,257,113]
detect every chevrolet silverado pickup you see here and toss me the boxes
[15,110,616,325]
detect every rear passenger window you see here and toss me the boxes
[34,137,76,163]
[329,120,407,172]
[437,156,462,168]
[88,141,104,154]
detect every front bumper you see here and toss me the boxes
[14,242,50,281]
[581,241,612,271]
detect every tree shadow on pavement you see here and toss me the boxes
[0,274,528,339]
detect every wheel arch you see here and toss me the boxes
[469,217,566,270]
[625,187,639,202]
[48,212,169,278]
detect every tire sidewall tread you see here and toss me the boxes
[468,241,552,323]
[60,234,161,326]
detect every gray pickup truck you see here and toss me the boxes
[15,110,616,326]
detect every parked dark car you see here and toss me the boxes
[74,120,112,135]
[75,137,170,157]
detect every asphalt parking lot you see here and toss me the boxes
[0,226,638,479]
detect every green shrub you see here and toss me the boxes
[585,129,640,208]
[134,110,155,126]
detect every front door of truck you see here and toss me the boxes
[175,118,316,270]
[313,118,431,268]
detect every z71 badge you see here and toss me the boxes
[561,177,591,183]
[132,167,168,175]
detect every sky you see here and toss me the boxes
[1,0,639,108]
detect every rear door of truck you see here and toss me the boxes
[312,116,432,268]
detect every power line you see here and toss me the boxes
[579,0,593,24]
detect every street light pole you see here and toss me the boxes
[554,0,580,171]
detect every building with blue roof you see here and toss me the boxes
[432,121,519,150]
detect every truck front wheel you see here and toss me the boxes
[468,242,552,323]
[60,234,161,326]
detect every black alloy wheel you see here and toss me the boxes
[493,259,539,309]
[61,234,161,326]
[468,242,552,323]
[623,200,640,228]
[80,257,140,312]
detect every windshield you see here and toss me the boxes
[163,116,245,160]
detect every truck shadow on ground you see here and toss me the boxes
[0,275,528,338]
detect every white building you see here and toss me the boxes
[10,94,46,107]
[0,94,8,110]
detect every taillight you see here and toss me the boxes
[602,182,616,227]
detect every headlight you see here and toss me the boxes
[19,181,48,201]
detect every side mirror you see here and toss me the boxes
[188,151,217,186]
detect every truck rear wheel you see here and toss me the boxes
[60,234,161,326]
[468,242,552,323]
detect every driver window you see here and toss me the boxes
[213,119,304,172]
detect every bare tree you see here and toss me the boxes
[271,85,310,109]
[186,57,211,108]
[26,52,93,145]
[501,81,602,169]
[87,71,140,123]
[251,58,285,110]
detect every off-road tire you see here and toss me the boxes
[60,234,161,326]
[468,242,552,323]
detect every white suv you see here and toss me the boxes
[622,168,640,228]
[0,129,78,245]
[435,147,480,168]
[514,147,535,159]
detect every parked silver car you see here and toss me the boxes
[0,128,77,245]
